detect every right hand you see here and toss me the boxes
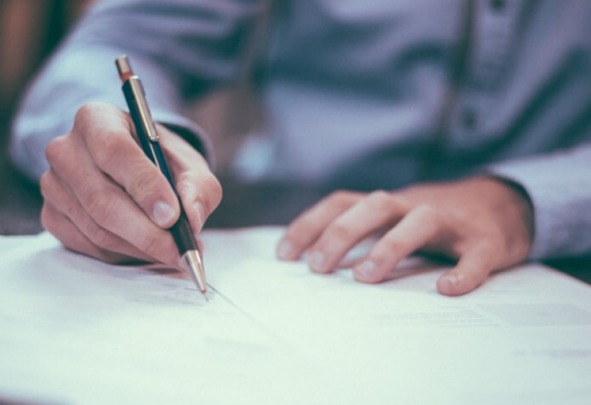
[40,102,222,266]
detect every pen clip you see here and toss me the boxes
[127,78,159,142]
[116,55,159,142]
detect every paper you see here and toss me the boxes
[0,231,340,405]
[0,227,590,404]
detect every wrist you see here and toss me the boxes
[476,175,535,255]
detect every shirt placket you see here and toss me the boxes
[447,0,525,151]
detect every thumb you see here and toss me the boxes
[81,105,181,229]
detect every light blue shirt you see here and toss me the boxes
[10,0,591,260]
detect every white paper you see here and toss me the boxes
[1,227,590,404]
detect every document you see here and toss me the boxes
[0,227,590,405]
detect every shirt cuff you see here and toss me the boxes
[485,145,591,260]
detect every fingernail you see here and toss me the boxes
[152,201,175,227]
[277,240,293,259]
[442,274,460,288]
[356,260,377,279]
[308,251,326,272]
[194,202,206,231]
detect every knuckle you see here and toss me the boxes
[126,170,160,203]
[289,215,317,237]
[62,199,78,220]
[39,172,68,212]
[330,190,348,200]
[325,221,355,243]
[39,172,52,199]
[475,227,505,254]
[73,102,108,129]
[176,177,196,197]
[382,234,409,255]
[367,191,413,217]
[136,234,164,258]
[93,133,127,168]
[73,103,98,131]
[45,136,68,166]
[73,103,131,168]
[366,190,395,212]
[206,175,223,207]
[327,190,353,207]
[415,203,436,216]
[86,191,118,226]
[198,174,223,212]
[391,193,412,209]
[40,205,56,232]
[78,216,125,256]
[415,204,441,224]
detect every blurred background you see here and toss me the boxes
[0,0,97,234]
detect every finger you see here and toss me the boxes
[41,169,156,263]
[46,133,179,266]
[353,205,446,283]
[74,102,180,229]
[306,191,409,273]
[41,203,131,264]
[164,134,223,235]
[436,244,498,296]
[276,191,362,261]
[176,170,222,236]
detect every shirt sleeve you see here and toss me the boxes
[10,0,268,181]
[487,142,591,260]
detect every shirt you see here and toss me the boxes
[10,0,591,260]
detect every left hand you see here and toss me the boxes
[276,177,534,296]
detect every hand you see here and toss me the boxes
[40,102,222,266]
[276,177,534,296]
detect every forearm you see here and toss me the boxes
[10,0,267,180]
[11,47,211,180]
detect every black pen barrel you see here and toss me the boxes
[122,80,199,256]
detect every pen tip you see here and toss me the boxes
[181,250,207,294]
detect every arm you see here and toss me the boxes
[11,0,268,180]
[10,0,268,267]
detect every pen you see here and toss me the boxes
[115,55,207,296]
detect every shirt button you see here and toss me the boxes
[461,108,478,130]
[490,0,506,12]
